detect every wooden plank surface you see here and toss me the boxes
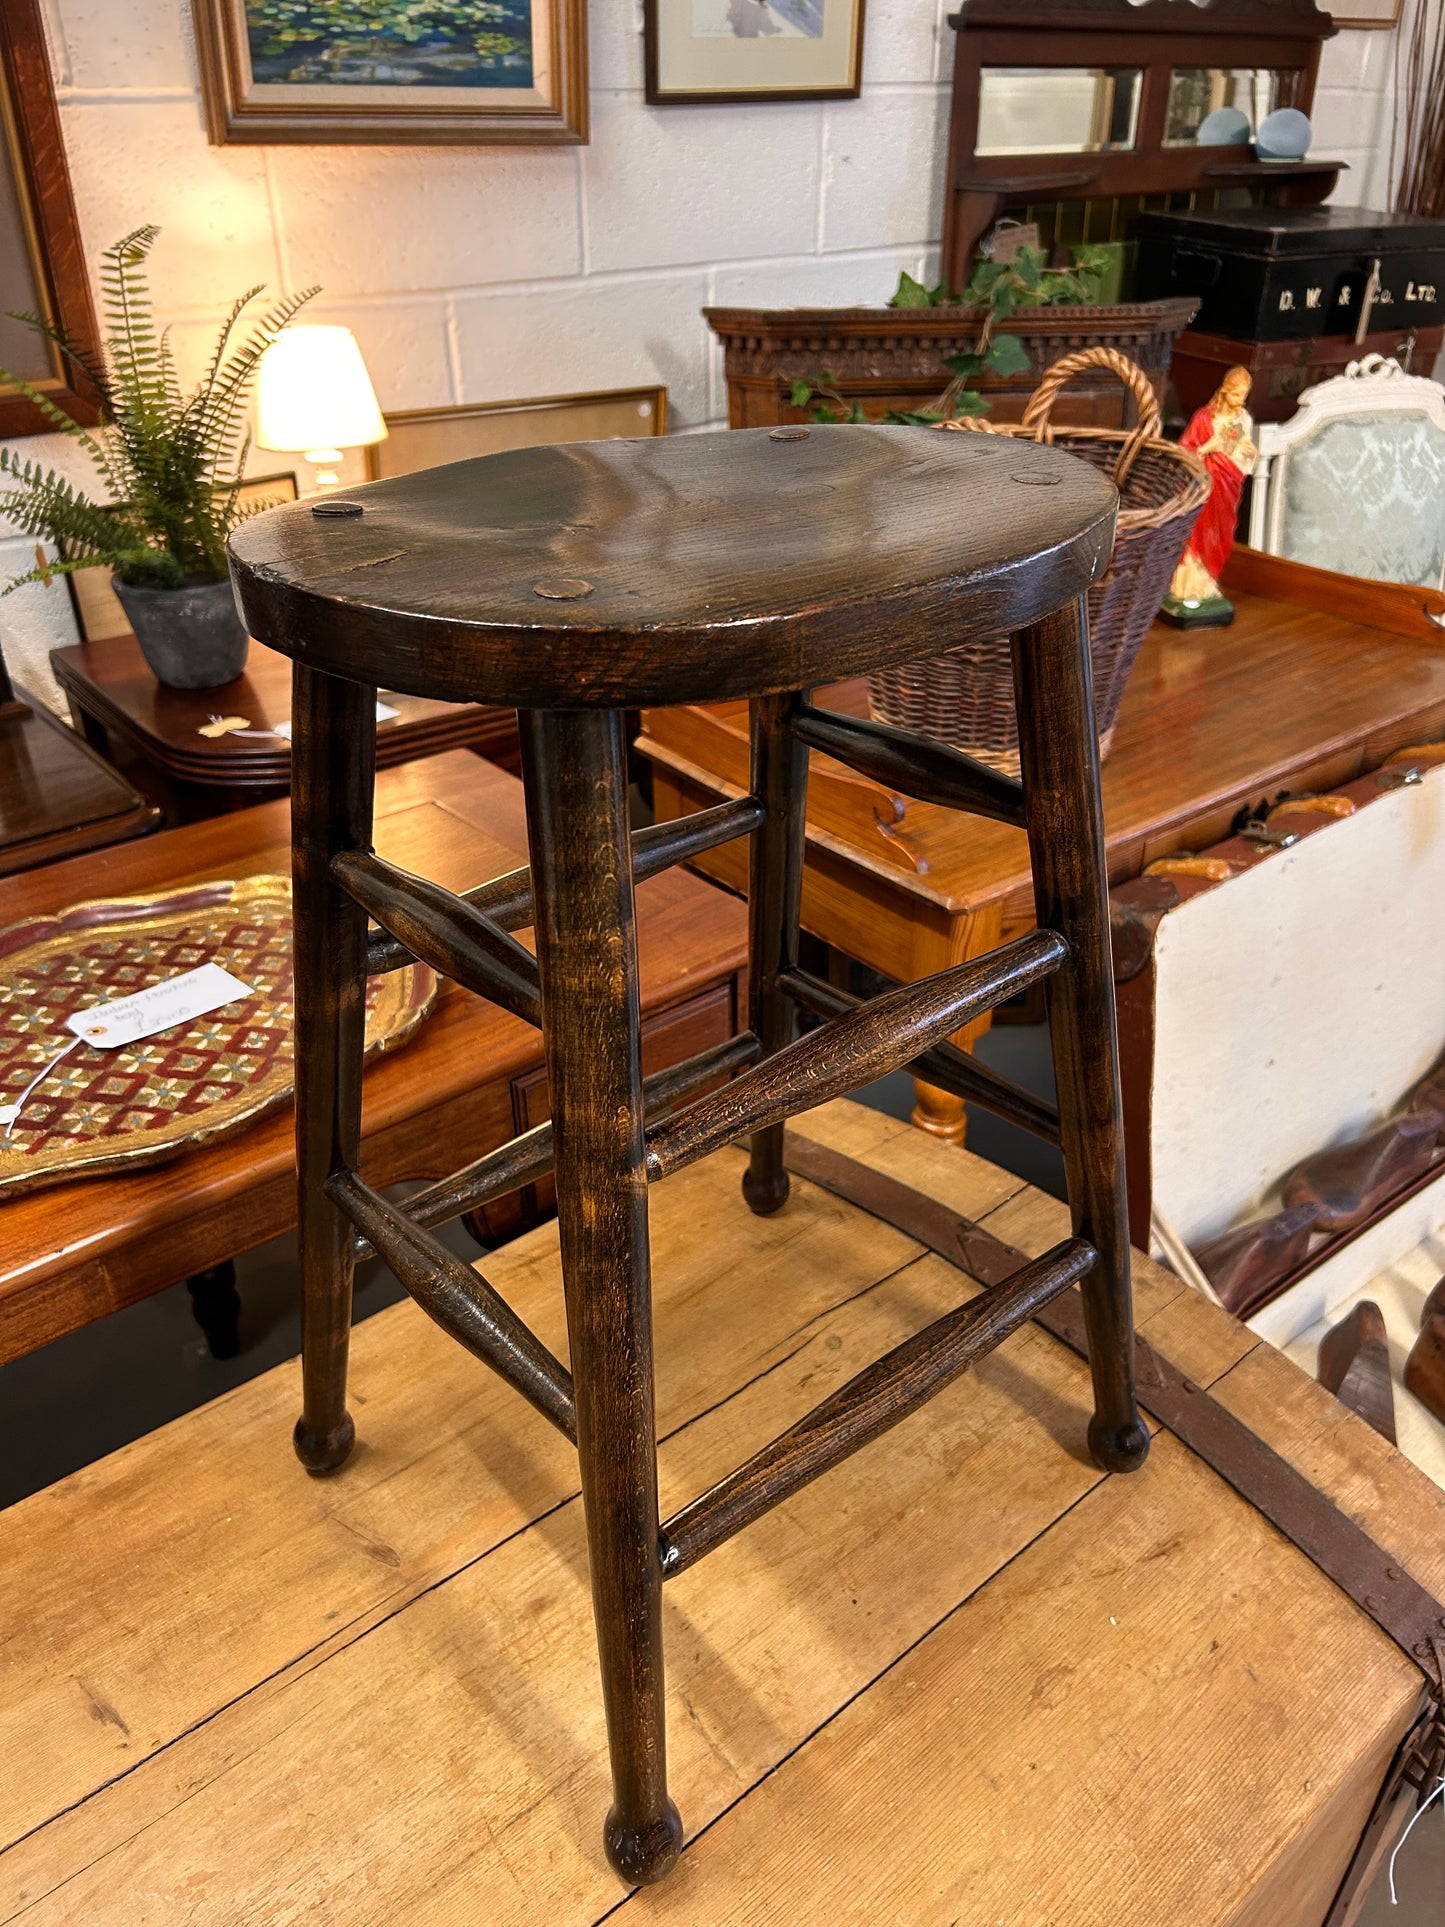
[0,1101,1431,1925]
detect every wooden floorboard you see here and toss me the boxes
[0,1101,1431,1925]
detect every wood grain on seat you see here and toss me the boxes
[228,427,1117,708]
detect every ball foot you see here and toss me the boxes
[1088,1412,1150,1475]
[604,1801,684,1886]
[742,1164,790,1217]
[293,1411,355,1475]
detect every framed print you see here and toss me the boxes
[0,0,102,436]
[192,0,588,145]
[1327,0,1402,22]
[366,389,668,480]
[65,474,299,644]
[645,0,865,103]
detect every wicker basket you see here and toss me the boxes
[867,347,1210,775]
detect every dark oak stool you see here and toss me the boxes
[229,425,1147,1887]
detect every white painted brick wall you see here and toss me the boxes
[0,0,1410,696]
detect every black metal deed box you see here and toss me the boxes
[1133,205,1445,343]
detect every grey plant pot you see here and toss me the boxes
[111,574,249,690]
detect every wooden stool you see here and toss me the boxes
[229,425,1147,1887]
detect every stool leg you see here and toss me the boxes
[522,707,682,1887]
[744,691,809,1216]
[1012,600,1148,1476]
[291,662,377,1475]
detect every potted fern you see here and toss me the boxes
[0,226,315,689]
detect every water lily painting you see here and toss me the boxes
[647,0,862,102]
[193,0,588,143]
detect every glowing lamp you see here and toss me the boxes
[256,325,386,489]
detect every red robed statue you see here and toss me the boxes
[1161,365,1257,629]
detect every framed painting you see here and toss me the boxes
[192,0,588,145]
[365,389,668,480]
[0,0,102,436]
[644,0,865,104]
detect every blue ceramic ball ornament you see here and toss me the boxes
[1196,106,1250,146]
[1257,107,1312,162]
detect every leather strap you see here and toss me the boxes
[787,1134,1445,1729]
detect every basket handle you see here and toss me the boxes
[1018,346,1162,489]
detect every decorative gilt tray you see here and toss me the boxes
[0,875,436,1197]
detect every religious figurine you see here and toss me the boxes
[1160,365,1257,629]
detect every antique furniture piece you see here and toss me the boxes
[1136,205,1445,421]
[644,0,864,105]
[705,297,1199,431]
[52,632,521,820]
[1247,355,1445,587]
[1135,206,1445,347]
[1161,364,1255,625]
[0,0,101,437]
[1110,737,1445,1344]
[939,0,1341,297]
[192,0,590,147]
[229,425,1149,1885]
[637,548,1445,1148]
[366,386,667,481]
[0,750,746,1366]
[0,647,159,875]
[8,1104,1445,1925]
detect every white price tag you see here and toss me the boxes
[64,963,254,1051]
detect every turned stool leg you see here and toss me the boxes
[1011,601,1148,1476]
[291,663,377,1475]
[522,707,682,1886]
[744,691,809,1217]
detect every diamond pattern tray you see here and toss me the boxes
[0,875,436,1196]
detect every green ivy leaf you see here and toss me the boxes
[789,379,813,408]
[984,334,1031,377]
[942,350,985,380]
[887,271,933,310]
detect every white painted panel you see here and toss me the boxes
[1150,764,1445,1247]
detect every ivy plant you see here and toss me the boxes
[791,244,1111,426]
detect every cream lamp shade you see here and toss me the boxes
[256,325,387,486]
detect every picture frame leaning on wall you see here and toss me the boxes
[645,0,865,104]
[192,0,588,145]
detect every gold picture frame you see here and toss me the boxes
[192,0,588,146]
[645,0,865,104]
[365,388,669,481]
[1328,0,1402,23]
[64,472,298,646]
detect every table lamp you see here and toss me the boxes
[256,325,387,491]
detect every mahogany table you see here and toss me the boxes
[51,632,521,823]
[0,750,747,1365]
[0,682,159,875]
[637,552,1445,1144]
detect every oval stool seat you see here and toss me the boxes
[228,425,1116,710]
